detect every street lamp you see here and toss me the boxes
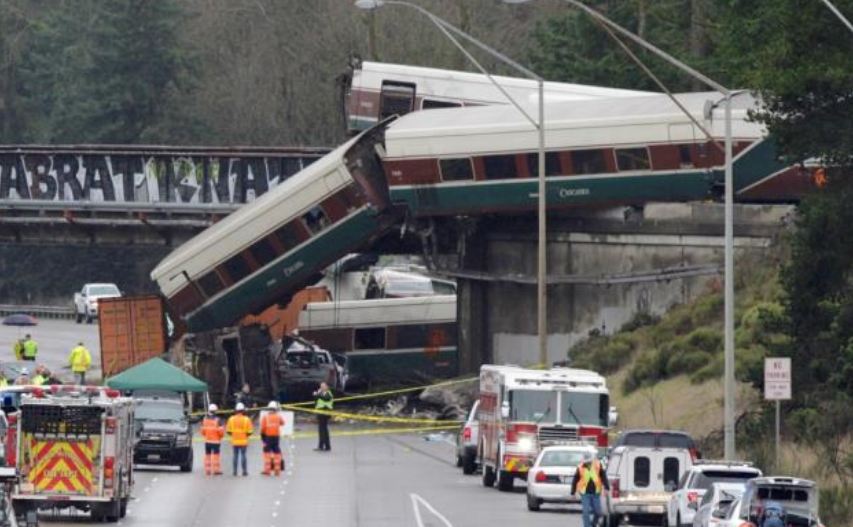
[355,0,550,369]
[505,0,737,460]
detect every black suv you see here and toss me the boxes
[133,397,193,472]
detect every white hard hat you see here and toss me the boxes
[268,400,279,409]
[20,368,29,376]
[235,402,246,411]
[208,403,218,413]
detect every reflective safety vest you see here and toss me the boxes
[22,340,37,359]
[315,390,334,410]
[69,345,92,373]
[32,374,46,386]
[0,378,8,387]
[260,412,284,437]
[575,460,603,495]
[200,416,225,444]
[12,341,23,360]
[226,413,253,446]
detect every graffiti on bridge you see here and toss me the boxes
[0,152,321,204]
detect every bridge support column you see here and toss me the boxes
[456,228,488,375]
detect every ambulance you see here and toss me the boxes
[11,387,134,523]
[478,365,611,492]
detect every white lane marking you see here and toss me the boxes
[410,493,454,527]
[152,477,159,483]
[272,512,278,518]
[274,500,280,507]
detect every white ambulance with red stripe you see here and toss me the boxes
[11,386,134,523]
[478,365,611,492]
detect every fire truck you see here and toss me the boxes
[10,387,134,523]
[478,365,612,492]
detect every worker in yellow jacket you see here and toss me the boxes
[68,342,92,385]
[225,403,253,476]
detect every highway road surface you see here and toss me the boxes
[0,318,101,382]
[40,429,585,527]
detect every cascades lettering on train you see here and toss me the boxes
[0,153,317,204]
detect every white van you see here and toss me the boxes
[605,445,693,526]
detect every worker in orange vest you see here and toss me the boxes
[200,404,225,476]
[225,402,253,476]
[260,401,285,476]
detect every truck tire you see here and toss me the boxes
[462,451,476,475]
[482,465,496,488]
[455,454,463,468]
[85,314,93,324]
[120,498,128,518]
[75,311,83,324]
[608,514,622,527]
[497,471,514,492]
[180,451,193,472]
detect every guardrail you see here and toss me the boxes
[0,304,75,320]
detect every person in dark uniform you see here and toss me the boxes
[313,382,333,451]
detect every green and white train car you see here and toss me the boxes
[150,125,397,333]
[297,295,457,386]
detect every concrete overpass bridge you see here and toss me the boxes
[0,145,328,245]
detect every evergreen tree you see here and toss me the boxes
[18,0,194,143]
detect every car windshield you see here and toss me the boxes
[539,450,589,467]
[694,471,760,489]
[89,285,119,296]
[509,390,557,421]
[560,391,609,426]
[287,352,318,366]
[135,401,184,421]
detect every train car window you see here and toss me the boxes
[354,327,386,350]
[572,150,607,175]
[483,155,517,180]
[615,148,651,171]
[395,325,429,349]
[301,206,330,235]
[525,152,562,177]
[223,253,251,283]
[275,222,303,251]
[679,145,693,168]
[198,271,225,297]
[439,158,474,181]
[337,183,364,212]
[379,81,416,120]
[249,237,278,268]
[421,99,462,110]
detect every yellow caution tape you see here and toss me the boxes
[286,376,478,407]
[192,424,459,443]
[280,403,463,425]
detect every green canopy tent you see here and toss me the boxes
[105,357,207,392]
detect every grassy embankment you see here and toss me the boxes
[568,256,853,525]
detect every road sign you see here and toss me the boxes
[764,357,791,400]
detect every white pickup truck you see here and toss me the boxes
[73,283,121,323]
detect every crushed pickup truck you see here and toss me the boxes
[276,335,346,399]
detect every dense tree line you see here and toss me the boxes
[1,1,852,425]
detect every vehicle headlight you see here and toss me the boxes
[517,435,536,452]
[175,434,190,446]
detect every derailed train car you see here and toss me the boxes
[153,89,802,334]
